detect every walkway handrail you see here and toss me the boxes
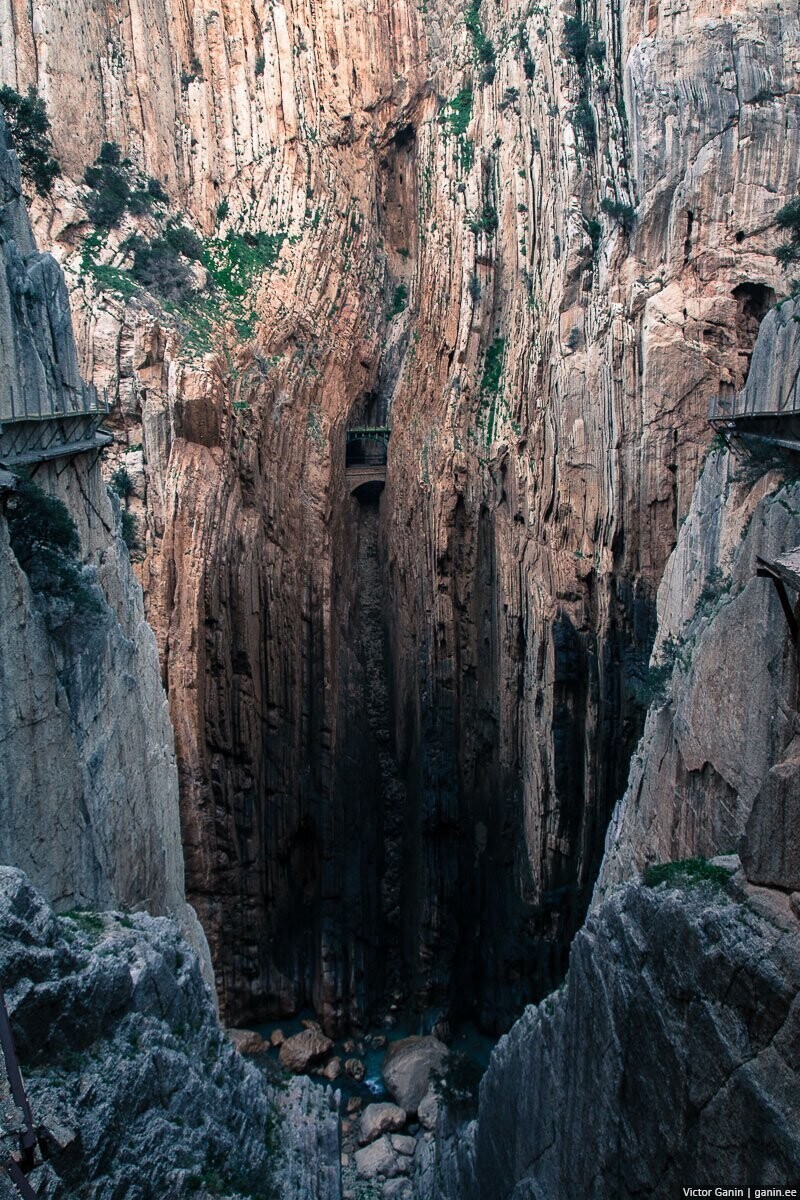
[709,387,800,422]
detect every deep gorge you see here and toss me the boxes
[0,0,799,1194]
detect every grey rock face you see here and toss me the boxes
[0,114,83,426]
[0,111,208,982]
[434,880,800,1200]
[0,868,341,1200]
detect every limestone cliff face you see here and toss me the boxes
[4,0,799,1029]
[428,874,800,1200]
[596,298,800,901]
[0,123,207,972]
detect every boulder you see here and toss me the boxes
[322,1056,342,1081]
[269,1028,285,1047]
[227,1028,266,1056]
[354,1135,405,1179]
[359,1102,407,1144]
[382,1036,448,1112]
[278,1023,333,1073]
[390,1133,417,1156]
[344,1057,365,1081]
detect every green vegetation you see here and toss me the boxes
[216,198,230,222]
[442,88,473,138]
[469,202,498,237]
[83,141,169,228]
[562,16,605,68]
[465,0,496,83]
[255,53,266,76]
[481,337,505,395]
[79,229,138,300]
[630,634,684,707]
[203,230,286,298]
[440,88,475,171]
[481,336,505,398]
[432,1051,484,1116]
[388,283,408,319]
[600,197,635,233]
[570,99,596,151]
[0,85,60,194]
[61,909,106,937]
[120,510,138,552]
[643,857,735,891]
[6,478,102,616]
[774,196,800,265]
[126,229,198,302]
[109,466,133,498]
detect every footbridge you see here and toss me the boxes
[346,426,390,500]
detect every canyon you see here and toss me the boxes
[0,0,798,1194]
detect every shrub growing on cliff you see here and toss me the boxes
[6,478,101,616]
[120,510,138,552]
[774,197,800,265]
[127,234,196,301]
[388,283,408,319]
[84,143,169,228]
[110,466,133,498]
[0,85,60,194]
[600,197,635,233]
[432,1051,484,1116]
[643,857,734,891]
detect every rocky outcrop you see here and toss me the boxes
[0,867,340,1200]
[0,119,206,973]
[432,873,800,1200]
[595,300,800,901]
[4,0,799,1035]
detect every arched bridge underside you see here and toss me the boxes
[345,427,389,502]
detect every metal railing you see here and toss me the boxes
[345,427,390,469]
[709,385,800,423]
[1,383,110,428]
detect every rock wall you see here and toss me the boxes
[4,0,799,1030]
[430,873,800,1200]
[0,866,340,1200]
[423,287,800,1200]
[595,298,800,901]
[0,118,207,972]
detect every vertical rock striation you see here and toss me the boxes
[0,116,207,973]
[3,0,799,1030]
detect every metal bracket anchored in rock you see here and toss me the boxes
[0,984,42,1200]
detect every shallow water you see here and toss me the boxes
[252,1012,495,1103]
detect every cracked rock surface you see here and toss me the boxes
[0,867,341,1200]
[432,875,800,1200]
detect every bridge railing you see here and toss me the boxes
[345,427,390,469]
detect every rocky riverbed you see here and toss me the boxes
[229,1019,492,1199]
